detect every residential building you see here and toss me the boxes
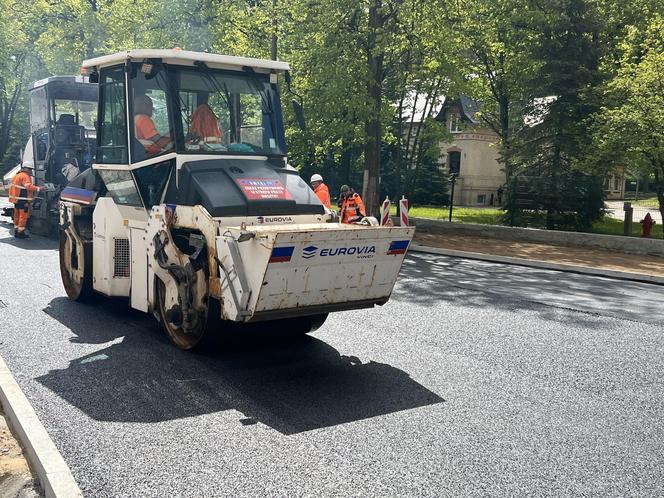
[403,93,625,205]
[437,97,504,206]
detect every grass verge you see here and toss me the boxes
[394,204,664,239]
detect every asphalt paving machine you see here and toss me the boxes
[2,76,98,236]
[59,49,414,349]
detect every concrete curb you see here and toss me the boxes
[0,355,83,498]
[410,244,664,286]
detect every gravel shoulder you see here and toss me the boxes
[0,409,41,497]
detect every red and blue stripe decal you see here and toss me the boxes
[60,186,96,205]
[270,246,295,263]
[387,240,409,255]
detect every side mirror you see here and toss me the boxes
[292,100,306,131]
[89,70,99,84]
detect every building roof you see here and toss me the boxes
[438,96,481,125]
[458,96,481,124]
[524,96,557,127]
[82,49,290,73]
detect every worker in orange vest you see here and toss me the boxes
[134,95,174,157]
[190,92,223,146]
[8,162,43,238]
[310,174,331,208]
[338,184,366,224]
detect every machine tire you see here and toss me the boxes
[59,229,93,302]
[155,277,210,350]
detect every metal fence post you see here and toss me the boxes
[623,202,633,236]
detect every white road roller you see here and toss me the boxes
[58,49,414,349]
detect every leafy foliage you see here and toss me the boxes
[588,13,664,236]
[0,0,662,232]
[505,173,605,230]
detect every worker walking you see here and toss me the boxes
[310,174,331,209]
[338,184,366,224]
[8,162,43,238]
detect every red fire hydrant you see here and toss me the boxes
[640,212,656,238]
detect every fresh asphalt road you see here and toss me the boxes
[0,220,663,497]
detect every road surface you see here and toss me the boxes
[0,220,663,497]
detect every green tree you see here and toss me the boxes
[510,0,606,229]
[454,0,537,182]
[0,0,31,169]
[590,15,664,234]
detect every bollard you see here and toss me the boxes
[380,196,391,226]
[623,202,633,236]
[399,196,409,226]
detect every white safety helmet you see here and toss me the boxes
[310,174,323,183]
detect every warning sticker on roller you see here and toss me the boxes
[235,178,293,200]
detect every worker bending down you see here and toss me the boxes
[310,174,331,208]
[338,184,366,224]
[8,162,43,238]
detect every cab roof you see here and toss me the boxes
[29,75,93,91]
[28,76,98,102]
[82,49,290,74]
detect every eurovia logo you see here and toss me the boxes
[301,244,376,259]
[302,245,318,259]
[257,216,294,224]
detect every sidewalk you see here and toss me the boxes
[414,232,664,278]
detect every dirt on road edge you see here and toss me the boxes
[0,409,42,497]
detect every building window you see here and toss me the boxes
[614,176,620,191]
[477,194,486,205]
[448,151,461,175]
[449,113,463,133]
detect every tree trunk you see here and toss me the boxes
[362,0,384,217]
[340,136,352,186]
[0,58,25,162]
[499,93,511,181]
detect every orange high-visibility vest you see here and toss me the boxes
[190,104,222,143]
[8,171,39,203]
[314,182,331,208]
[340,193,366,223]
[135,114,163,155]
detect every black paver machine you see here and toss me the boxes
[3,76,98,236]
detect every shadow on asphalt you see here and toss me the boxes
[0,222,58,251]
[37,296,443,434]
[395,252,664,326]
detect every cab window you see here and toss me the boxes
[130,63,175,163]
[98,170,141,206]
[97,67,128,164]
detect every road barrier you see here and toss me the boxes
[400,196,409,226]
[380,196,391,226]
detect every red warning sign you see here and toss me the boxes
[235,178,293,200]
